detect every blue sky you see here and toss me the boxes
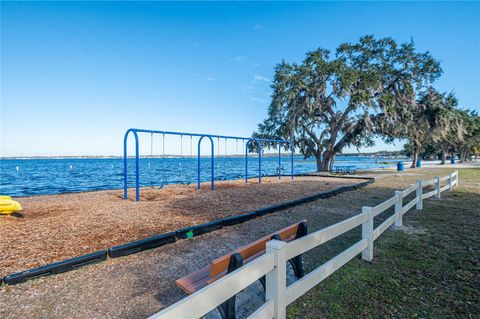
[1,1,479,157]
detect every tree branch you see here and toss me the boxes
[299,121,321,146]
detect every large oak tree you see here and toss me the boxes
[253,36,441,171]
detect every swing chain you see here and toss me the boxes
[217,137,220,176]
[162,133,165,157]
[180,134,183,157]
[150,132,154,157]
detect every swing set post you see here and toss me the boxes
[197,135,215,190]
[123,129,140,202]
[291,143,294,180]
[245,138,262,184]
[278,144,281,179]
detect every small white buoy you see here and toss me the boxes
[16,166,19,171]
[69,165,73,169]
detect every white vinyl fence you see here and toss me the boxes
[149,171,459,319]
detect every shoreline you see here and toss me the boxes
[0,153,410,160]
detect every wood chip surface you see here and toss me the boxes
[0,176,362,276]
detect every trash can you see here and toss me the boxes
[397,162,404,172]
[450,157,455,164]
[417,159,422,168]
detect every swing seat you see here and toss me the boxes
[159,180,191,187]
[221,173,241,181]
[168,180,185,186]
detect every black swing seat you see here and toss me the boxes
[219,173,243,181]
[150,180,192,189]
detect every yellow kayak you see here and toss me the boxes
[0,197,22,215]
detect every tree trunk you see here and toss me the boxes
[440,143,447,165]
[315,151,323,172]
[461,147,471,162]
[320,150,335,172]
[315,148,325,172]
[411,143,419,168]
[329,154,336,172]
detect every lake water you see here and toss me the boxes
[0,156,402,197]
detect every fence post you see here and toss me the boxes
[394,191,403,228]
[448,173,453,191]
[455,170,459,187]
[361,206,374,262]
[416,180,423,210]
[435,176,441,199]
[266,239,287,319]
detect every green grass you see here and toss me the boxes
[288,169,480,319]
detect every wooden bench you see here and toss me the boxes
[176,220,308,319]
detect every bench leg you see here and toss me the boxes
[290,221,307,278]
[268,233,304,279]
[288,256,304,278]
[217,298,236,319]
[258,255,303,296]
[217,253,243,319]
[259,276,266,290]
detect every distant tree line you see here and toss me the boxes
[252,35,480,171]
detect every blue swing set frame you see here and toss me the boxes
[123,128,294,202]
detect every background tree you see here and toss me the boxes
[379,88,459,167]
[457,110,480,162]
[472,146,480,159]
[254,35,442,171]
[402,142,440,160]
[422,91,464,165]
[396,99,479,165]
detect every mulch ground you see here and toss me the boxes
[0,176,363,277]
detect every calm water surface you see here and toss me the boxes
[0,156,401,197]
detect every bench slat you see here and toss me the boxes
[207,250,265,285]
[206,234,298,286]
[175,267,211,294]
[209,221,305,277]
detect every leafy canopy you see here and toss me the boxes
[253,35,442,170]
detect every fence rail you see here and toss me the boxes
[149,171,459,319]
